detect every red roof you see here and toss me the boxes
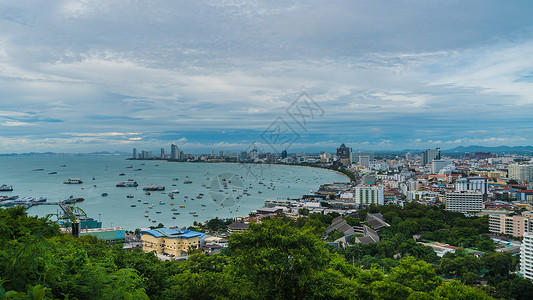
[517,190,533,193]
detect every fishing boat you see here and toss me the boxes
[64,178,83,184]
[116,180,138,187]
[131,204,136,207]
[143,185,165,191]
[64,196,84,204]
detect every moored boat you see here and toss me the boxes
[64,178,83,184]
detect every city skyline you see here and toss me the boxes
[1,1,533,153]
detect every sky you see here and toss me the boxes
[1,0,533,154]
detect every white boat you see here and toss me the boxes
[171,189,180,194]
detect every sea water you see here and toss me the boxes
[0,156,348,230]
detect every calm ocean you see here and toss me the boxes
[0,156,347,230]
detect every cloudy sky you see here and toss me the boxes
[1,0,533,154]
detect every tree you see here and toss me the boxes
[228,219,334,299]
[387,256,443,293]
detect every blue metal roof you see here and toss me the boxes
[141,228,205,239]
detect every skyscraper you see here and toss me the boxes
[421,148,441,166]
[132,148,137,159]
[170,144,179,160]
[336,143,350,159]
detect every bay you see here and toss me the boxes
[0,156,348,230]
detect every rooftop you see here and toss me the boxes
[141,228,205,239]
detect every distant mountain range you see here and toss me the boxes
[443,145,533,153]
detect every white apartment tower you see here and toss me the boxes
[520,232,533,280]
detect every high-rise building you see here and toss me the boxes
[431,159,452,174]
[405,152,412,161]
[358,155,370,167]
[249,148,258,160]
[455,177,489,194]
[281,150,288,158]
[508,164,533,182]
[350,151,374,164]
[170,144,180,160]
[336,144,351,159]
[421,148,441,166]
[521,232,533,280]
[239,151,248,161]
[445,191,483,213]
[132,148,137,159]
[489,214,533,237]
[160,148,165,158]
[353,186,384,207]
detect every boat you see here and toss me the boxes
[127,165,133,168]
[145,192,151,195]
[143,185,165,191]
[189,211,196,214]
[171,208,178,211]
[171,189,179,194]
[126,195,134,198]
[143,201,149,204]
[183,181,192,184]
[116,180,138,187]
[156,211,161,214]
[193,214,199,217]
[144,214,149,217]
[131,204,136,207]
[172,216,176,219]
[48,172,57,175]
[148,205,153,209]
[173,212,180,215]
[137,199,141,202]
[134,169,142,171]
[64,178,83,184]
[179,205,185,208]
[196,196,202,199]
[64,197,84,204]
[152,220,156,223]
[32,169,44,171]
[101,193,108,197]
[60,165,66,167]
[0,185,13,192]
[119,173,125,176]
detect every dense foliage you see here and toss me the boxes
[0,205,531,299]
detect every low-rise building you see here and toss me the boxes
[141,228,205,257]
